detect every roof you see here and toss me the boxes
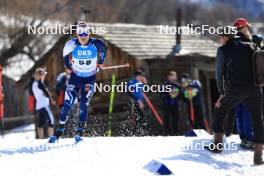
[91,23,218,60]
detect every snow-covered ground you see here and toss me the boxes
[1,124,35,140]
[0,129,263,176]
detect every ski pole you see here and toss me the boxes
[101,63,130,70]
[200,93,212,134]
[190,99,195,125]
[186,88,195,128]
[204,118,211,134]
[142,92,164,126]
[107,74,116,136]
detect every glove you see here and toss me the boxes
[65,68,72,74]
[97,64,103,72]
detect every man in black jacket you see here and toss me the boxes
[208,19,264,165]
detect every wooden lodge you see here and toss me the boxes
[3,22,220,133]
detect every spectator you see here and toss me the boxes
[181,73,206,130]
[160,71,181,135]
[215,26,237,138]
[235,103,254,149]
[225,27,263,150]
[233,30,263,149]
[207,18,264,165]
[32,67,56,139]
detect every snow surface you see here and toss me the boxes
[2,124,35,140]
[0,131,263,176]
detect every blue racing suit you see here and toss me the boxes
[60,37,106,125]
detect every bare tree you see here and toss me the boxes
[0,0,74,67]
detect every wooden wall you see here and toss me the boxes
[3,76,30,117]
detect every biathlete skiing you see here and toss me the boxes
[49,18,107,143]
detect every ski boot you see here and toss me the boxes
[48,124,65,143]
[74,122,86,143]
[240,139,254,150]
[204,133,224,153]
[254,144,264,165]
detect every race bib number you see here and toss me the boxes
[71,44,98,77]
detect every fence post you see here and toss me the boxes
[0,65,4,130]
[107,74,116,136]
